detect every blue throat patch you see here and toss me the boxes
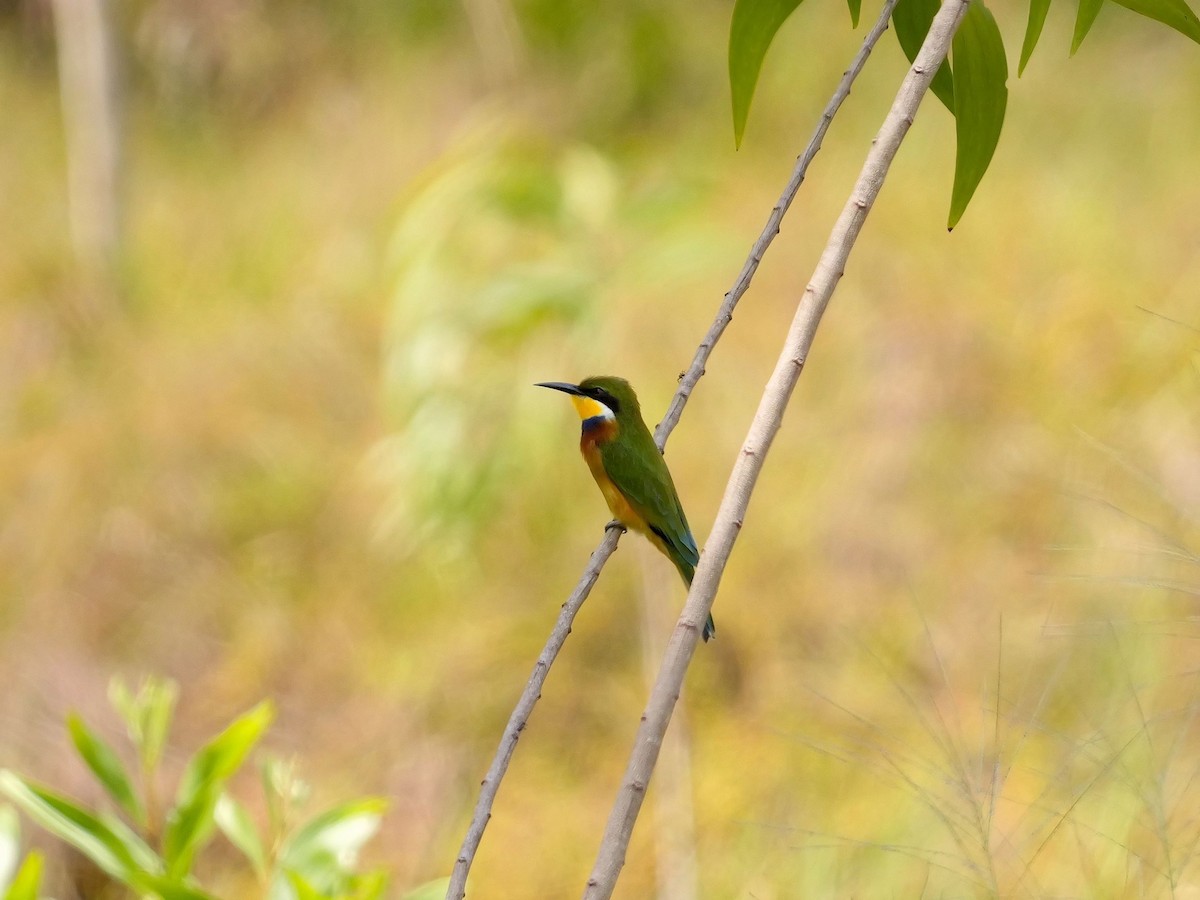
[581,415,609,432]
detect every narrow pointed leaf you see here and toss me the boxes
[729,0,810,147]
[948,0,1008,229]
[67,714,146,826]
[284,871,323,900]
[164,701,273,879]
[1019,0,1053,73]
[1072,0,1106,53]
[102,811,164,873]
[282,798,387,875]
[0,807,18,889]
[1112,0,1200,41]
[140,679,179,769]
[3,852,41,900]
[847,0,862,27]
[351,870,390,900]
[108,677,178,771]
[137,875,219,900]
[215,794,266,876]
[0,771,158,882]
[892,0,955,112]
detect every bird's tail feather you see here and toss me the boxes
[679,562,716,642]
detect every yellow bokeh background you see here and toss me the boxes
[2,0,1199,896]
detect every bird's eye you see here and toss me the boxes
[591,388,618,412]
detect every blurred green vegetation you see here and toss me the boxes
[1,0,1199,896]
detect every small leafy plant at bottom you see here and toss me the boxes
[0,676,445,900]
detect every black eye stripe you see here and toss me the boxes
[584,387,619,413]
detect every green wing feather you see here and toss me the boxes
[599,428,699,574]
[598,423,715,641]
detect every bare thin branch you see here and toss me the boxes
[446,526,620,898]
[655,0,901,445]
[583,1,971,895]
[443,2,903,895]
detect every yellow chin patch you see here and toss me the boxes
[570,395,613,421]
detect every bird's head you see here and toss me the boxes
[535,375,641,425]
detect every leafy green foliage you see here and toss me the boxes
[215,794,267,877]
[1019,0,1053,74]
[249,783,389,900]
[892,0,955,111]
[1112,0,1200,42]
[948,1,1008,229]
[846,0,862,26]
[2,852,43,900]
[0,773,160,882]
[0,807,18,891]
[1,677,397,899]
[728,0,810,147]
[163,700,273,878]
[376,135,612,558]
[67,712,146,826]
[0,807,42,900]
[730,0,1198,226]
[109,676,179,774]
[1071,0,1106,54]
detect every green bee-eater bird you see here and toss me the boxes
[537,376,715,641]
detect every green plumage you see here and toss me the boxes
[543,376,716,642]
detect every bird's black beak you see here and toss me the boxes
[535,381,585,396]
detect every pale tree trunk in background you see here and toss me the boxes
[637,547,698,900]
[51,0,123,311]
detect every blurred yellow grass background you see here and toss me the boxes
[2,0,1199,896]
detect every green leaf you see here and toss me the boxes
[1072,0,1106,53]
[67,714,146,826]
[137,874,219,900]
[1019,0,1052,74]
[0,771,159,882]
[0,806,18,889]
[1112,0,1200,41]
[400,879,451,900]
[3,852,42,900]
[728,0,810,147]
[103,811,164,872]
[163,701,273,879]
[284,871,324,900]
[109,676,179,772]
[846,0,862,27]
[350,870,390,900]
[215,794,266,876]
[947,0,1008,229]
[892,0,955,112]
[282,798,387,879]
